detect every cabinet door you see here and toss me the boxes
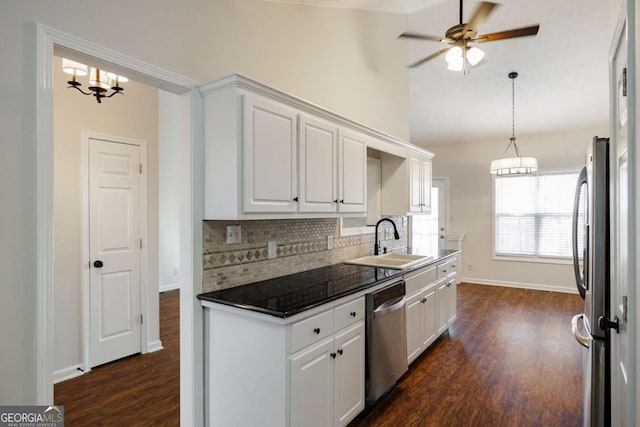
[437,280,449,335]
[299,115,338,213]
[405,291,424,365]
[338,129,367,213]
[420,158,432,212]
[290,338,335,427]
[422,288,437,348]
[409,156,423,212]
[242,94,298,213]
[334,322,365,427]
[447,279,457,325]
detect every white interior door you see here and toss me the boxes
[610,12,631,426]
[89,138,142,367]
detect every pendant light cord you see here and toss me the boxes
[499,73,521,158]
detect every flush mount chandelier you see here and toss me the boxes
[399,0,539,74]
[490,72,538,176]
[62,58,128,103]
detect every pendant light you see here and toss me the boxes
[490,72,538,176]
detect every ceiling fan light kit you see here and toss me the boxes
[490,71,539,176]
[400,0,540,73]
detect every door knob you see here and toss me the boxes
[598,316,620,333]
[93,260,103,268]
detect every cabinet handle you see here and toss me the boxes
[313,328,320,334]
[293,197,299,202]
[350,311,356,317]
[337,349,343,355]
[452,265,456,268]
[330,352,337,359]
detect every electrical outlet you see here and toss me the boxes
[173,268,179,276]
[268,240,277,259]
[327,235,334,250]
[226,225,241,244]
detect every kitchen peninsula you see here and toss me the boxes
[198,249,459,427]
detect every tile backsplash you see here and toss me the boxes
[202,217,407,292]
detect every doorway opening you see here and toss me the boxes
[36,24,203,426]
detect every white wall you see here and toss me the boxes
[158,91,189,292]
[427,127,608,293]
[0,0,409,404]
[53,56,160,377]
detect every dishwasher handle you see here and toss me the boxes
[374,296,406,317]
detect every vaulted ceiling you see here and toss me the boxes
[261,0,610,146]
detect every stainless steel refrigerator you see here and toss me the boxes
[571,136,611,427]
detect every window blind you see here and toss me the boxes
[494,172,584,259]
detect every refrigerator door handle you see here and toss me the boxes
[571,313,591,348]
[572,166,588,299]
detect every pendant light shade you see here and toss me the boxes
[490,72,538,176]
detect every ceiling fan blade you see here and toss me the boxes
[398,32,444,42]
[472,25,540,43]
[463,2,499,34]
[408,48,449,68]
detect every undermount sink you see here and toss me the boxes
[346,253,432,270]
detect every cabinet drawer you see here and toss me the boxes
[334,297,364,332]
[290,310,334,353]
[405,266,437,296]
[437,259,457,278]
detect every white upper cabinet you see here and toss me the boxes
[243,94,298,213]
[380,152,434,216]
[298,115,338,212]
[199,74,432,219]
[408,155,432,213]
[338,129,367,213]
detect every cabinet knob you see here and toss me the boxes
[313,328,320,334]
[293,197,299,202]
[350,311,356,317]
[421,298,426,303]
[337,349,343,355]
[443,269,447,273]
[339,199,344,204]
[334,199,338,203]
[330,352,337,359]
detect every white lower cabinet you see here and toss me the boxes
[290,337,335,427]
[405,285,437,364]
[404,255,459,365]
[290,321,365,427]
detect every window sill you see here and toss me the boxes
[492,254,573,265]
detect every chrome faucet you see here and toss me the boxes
[374,218,400,255]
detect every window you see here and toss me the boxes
[494,171,583,261]
[411,186,439,256]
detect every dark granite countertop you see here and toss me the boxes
[197,249,459,318]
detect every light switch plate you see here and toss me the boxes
[226,225,241,244]
[268,240,277,259]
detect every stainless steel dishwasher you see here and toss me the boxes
[366,280,408,405]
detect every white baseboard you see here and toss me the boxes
[147,340,164,353]
[159,282,180,292]
[462,276,579,294]
[53,364,85,384]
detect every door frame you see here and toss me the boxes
[80,131,149,373]
[35,24,204,426]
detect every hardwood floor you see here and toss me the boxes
[350,283,584,427]
[54,290,180,426]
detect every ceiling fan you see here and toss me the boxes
[399,0,540,72]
